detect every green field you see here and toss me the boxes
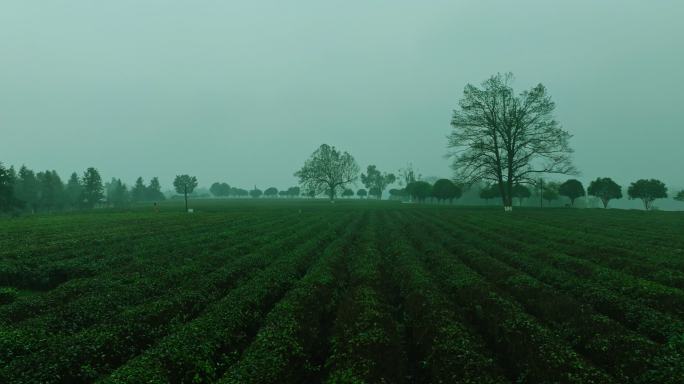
[1,201,683,383]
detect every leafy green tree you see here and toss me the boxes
[147,177,166,201]
[173,174,198,211]
[407,181,432,202]
[15,166,39,212]
[249,186,263,199]
[231,187,249,197]
[356,188,367,199]
[543,181,560,205]
[264,187,278,198]
[361,165,396,200]
[432,179,462,203]
[675,190,684,202]
[479,183,500,204]
[388,188,406,200]
[559,179,585,206]
[65,172,83,209]
[106,178,129,208]
[512,184,531,206]
[588,177,622,208]
[449,73,575,211]
[342,188,354,198]
[37,170,65,211]
[295,144,359,201]
[210,182,231,197]
[0,162,20,212]
[131,177,147,202]
[287,186,300,198]
[81,167,104,209]
[278,190,288,197]
[627,179,668,210]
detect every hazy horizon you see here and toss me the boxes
[2,1,683,196]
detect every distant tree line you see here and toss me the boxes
[472,177,676,211]
[207,182,302,199]
[0,162,168,214]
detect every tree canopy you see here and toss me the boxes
[512,184,531,205]
[676,190,684,202]
[627,179,667,210]
[250,187,263,199]
[588,177,622,208]
[449,73,575,211]
[106,178,129,208]
[210,182,231,197]
[479,183,501,203]
[407,181,432,202]
[0,163,20,212]
[294,144,359,201]
[432,179,462,203]
[542,181,560,204]
[559,179,585,206]
[81,167,104,209]
[173,174,198,211]
[361,165,396,200]
[287,186,301,198]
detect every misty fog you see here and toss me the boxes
[1,0,683,209]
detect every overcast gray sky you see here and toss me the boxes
[1,0,683,196]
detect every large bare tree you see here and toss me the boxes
[448,73,576,211]
[295,144,359,201]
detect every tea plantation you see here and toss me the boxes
[1,200,683,383]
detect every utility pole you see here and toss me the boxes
[539,178,544,208]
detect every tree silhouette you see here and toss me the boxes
[131,177,146,202]
[627,179,667,210]
[675,190,684,202]
[250,186,263,199]
[81,167,104,209]
[407,181,432,202]
[147,177,166,201]
[512,184,531,206]
[543,181,560,205]
[559,179,585,206]
[479,183,500,204]
[432,179,462,203]
[449,73,575,211]
[361,165,396,200]
[264,187,278,198]
[210,182,231,197]
[295,144,359,201]
[0,162,20,212]
[65,172,83,209]
[588,177,622,208]
[173,175,198,211]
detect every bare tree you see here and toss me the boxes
[449,73,576,211]
[294,144,359,201]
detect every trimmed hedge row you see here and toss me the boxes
[101,213,356,384]
[220,213,370,383]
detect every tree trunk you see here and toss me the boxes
[184,186,188,211]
